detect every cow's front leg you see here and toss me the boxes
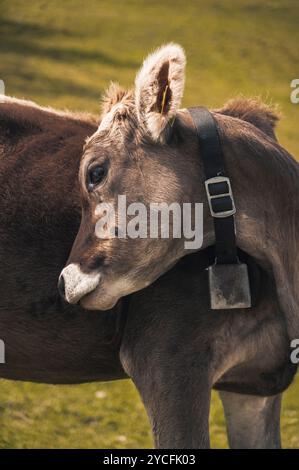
[121,345,211,449]
[119,256,216,449]
[219,391,282,448]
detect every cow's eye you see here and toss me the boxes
[87,165,107,191]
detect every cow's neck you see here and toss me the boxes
[235,150,299,339]
[271,188,299,339]
[183,109,299,337]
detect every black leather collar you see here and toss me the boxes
[188,107,238,265]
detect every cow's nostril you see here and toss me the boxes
[58,274,66,300]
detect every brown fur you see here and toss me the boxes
[0,97,125,383]
[216,97,280,140]
[60,44,298,448]
[0,87,297,448]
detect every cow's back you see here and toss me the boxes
[0,97,125,383]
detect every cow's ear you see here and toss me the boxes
[135,43,186,142]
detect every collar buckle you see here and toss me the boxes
[205,176,236,218]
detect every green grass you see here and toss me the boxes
[0,0,298,449]
[0,379,298,448]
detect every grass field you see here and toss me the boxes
[0,0,298,448]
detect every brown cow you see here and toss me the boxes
[58,44,298,448]
[0,84,295,448]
